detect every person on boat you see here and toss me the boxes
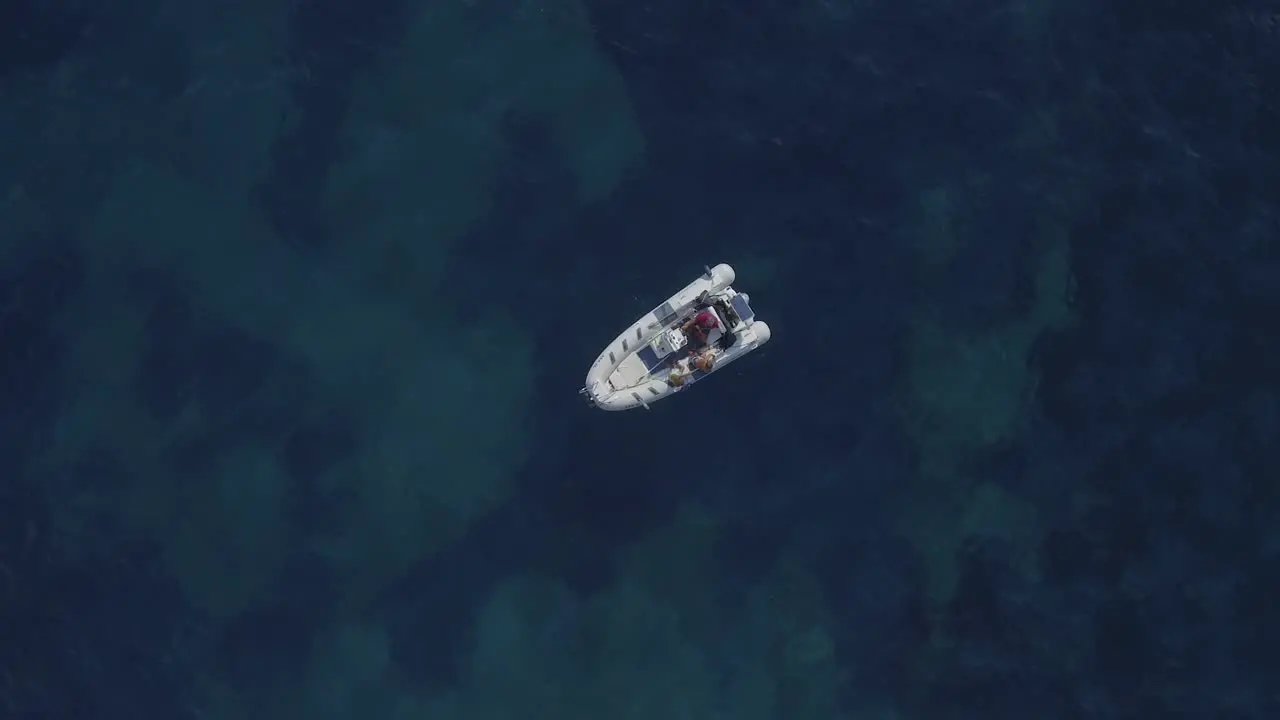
[668,351,715,388]
[681,308,719,350]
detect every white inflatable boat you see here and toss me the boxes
[580,263,771,411]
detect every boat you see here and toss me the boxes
[580,263,772,411]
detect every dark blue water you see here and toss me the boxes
[3,0,1279,718]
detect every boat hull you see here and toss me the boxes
[582,264,750,411]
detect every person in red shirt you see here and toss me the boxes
[681,308,719,351]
